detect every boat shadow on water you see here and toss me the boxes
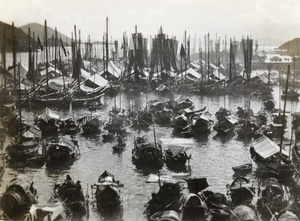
[92,205,124,221]
[45,159,76,173]
[212,131,236,143]
[6,155,45,169]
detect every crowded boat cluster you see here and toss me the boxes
[0,18,300,220]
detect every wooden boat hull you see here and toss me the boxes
[95,185,121,210]
[113,143,126,151]
[6,141,39,160]
[81,116,101,134]
[1,175,38,219]
[210,208,230,220]
[46,144,77,161]
[45,137,79,162]
[132,144,164,168]
[232,163,252,173]
[165,150,190,168]
[102,133,116,142]
[94,171,122,211]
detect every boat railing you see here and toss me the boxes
[293,148,300,174]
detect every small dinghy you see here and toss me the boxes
[113,143,126,152]
[232,163,252,173]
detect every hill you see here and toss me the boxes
[19,23,72,46]
[0,21,33,52]
[278,38,300,54]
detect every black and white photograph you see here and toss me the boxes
[0,0,300,220]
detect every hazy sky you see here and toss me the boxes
[1,0,300,44]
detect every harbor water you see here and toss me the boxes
[0,88,298,220]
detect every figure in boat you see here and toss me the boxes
[132,136,164,169]
[52,174,87,219]
[145,179,207,220]
[113,134,126,152]
[43,135,80,162]
[160,138,194,169]
[92,170,123,211]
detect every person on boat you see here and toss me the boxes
[65,174,75,187]
[75,180,82,191]
[117,134,123,146]
[71,135,78,146]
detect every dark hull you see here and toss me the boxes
[6,142,39,160]
[113,143,126,152]
[210,208,230,220]
[132,143,164,169]
[102,133,116,142]
[78,115,101,134]
[232,163,252,173]
[46,145,77,161]
[165,152,190,168]
[30,92,105,107]
[95,185,121,210]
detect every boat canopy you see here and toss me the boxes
[55,136,76,147]
[212,69,226,80]
[40,66,62,77]
[252,135,289,159]
[190,61,200,69]
[81,69,109,88]
[38,107,60,122]
[225,116,238,125]
[22,126,41,139]
[184,178,209,194]
[160,138,194,156]
[48,76,73,91]
[28,203,65,221]
[199,113,211,122]
[108,61,122,78]
[186,68,201,80]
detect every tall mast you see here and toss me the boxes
[184,31,187,83]
[18,63,22,143]
[106,17,109,72]
[204,35,206,74]
[2,27,6,96]
[78,29,81,88]
[229,38,232,81]
[28,27,32,81]
[207,32,210,80]
[199,38,203,81]
[12,22,17,91]
[123,32,126,58]
[103,34,105,73]
[293,54,296,89]
[55,27,57,71]
[74,25,77,56]
[32,32,36,95]
[51,34,54,62]
[59,47,66,92]
[279,65,290,156]
[45,20,49,91]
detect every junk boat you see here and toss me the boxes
[52,174,87,219]
[160,138,193,169]
[43,136,80,162]
[132,136,164,168]
[250,135,294,179]
[0,175,38,219]
[92,170,123,211]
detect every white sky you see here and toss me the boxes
[1,0,300,44]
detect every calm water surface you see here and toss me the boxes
[1,89,299,221]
